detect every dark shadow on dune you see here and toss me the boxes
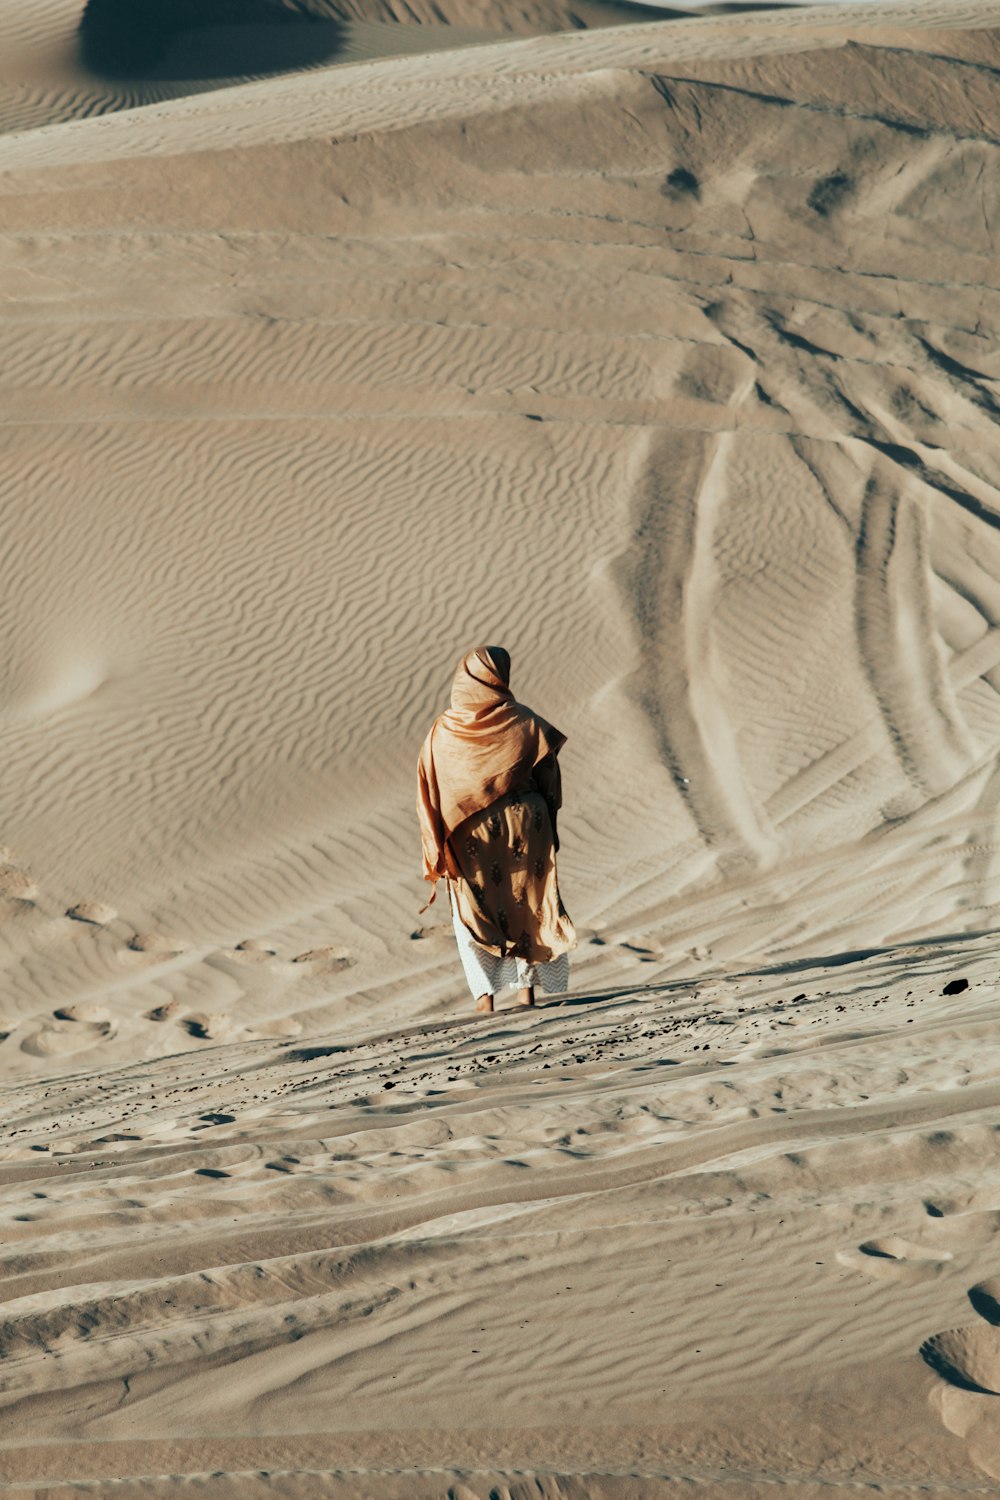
[750,925,1000,981]
[80,0,346,80]
[752,946,892,976]
[79,0,802,82]
[543,978,698,1009]
[969,1284,1000,1328]
[919,1336,997,1396]
[712,2,799,9]
[287,1043,348,1061]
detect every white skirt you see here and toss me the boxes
[450,883,570,999]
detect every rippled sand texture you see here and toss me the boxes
[7,943,1000,1494]
[0,0,684,137]
[6,0,1000,1492]
[5,2,1000,1077]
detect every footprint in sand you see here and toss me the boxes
[619,940,661,963]
[606,929,664,963]
[409,924,451,945]
[924,1278,1000,1392]
[229,938,278,965]
[248,1016,303,1039]
[922,1276,1000,1479]
[127,931,185,954]
[0,864,38,906]
[53,1002,112,1024]
[147,999,187,1022]
[66,900,117,926]
[838,1235,953,1282]
[20,1006,117,1057]
[183,1012,238,1041]
[120,931,187,968]
[291,945,353,974]
[923,1197,1000,1248]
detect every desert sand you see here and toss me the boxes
[5,0,1000,1492]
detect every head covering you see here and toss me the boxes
[416,646,565,890]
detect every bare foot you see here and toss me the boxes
[475,993,494,1013]
[514,986,535,1008]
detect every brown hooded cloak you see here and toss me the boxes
[417,647,575,963]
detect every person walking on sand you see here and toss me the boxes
[417,645,576,1013]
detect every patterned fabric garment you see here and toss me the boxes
[447,775,575,964]
[450,884,569,999]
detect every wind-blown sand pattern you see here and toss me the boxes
[6,0,1000,1491]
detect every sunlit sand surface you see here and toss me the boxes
[4,0,1000,1491]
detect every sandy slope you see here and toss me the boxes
[3,0,1000,1074]
[5,0,1000,1491]
[0,0,689,138]
[4,943,1000,1494]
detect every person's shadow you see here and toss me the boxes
[79,0,346,81]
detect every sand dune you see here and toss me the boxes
[3,1,1000,1076]
[0,0,696,139]
[5,0,1000,1491]
[4,941,1000,1492]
